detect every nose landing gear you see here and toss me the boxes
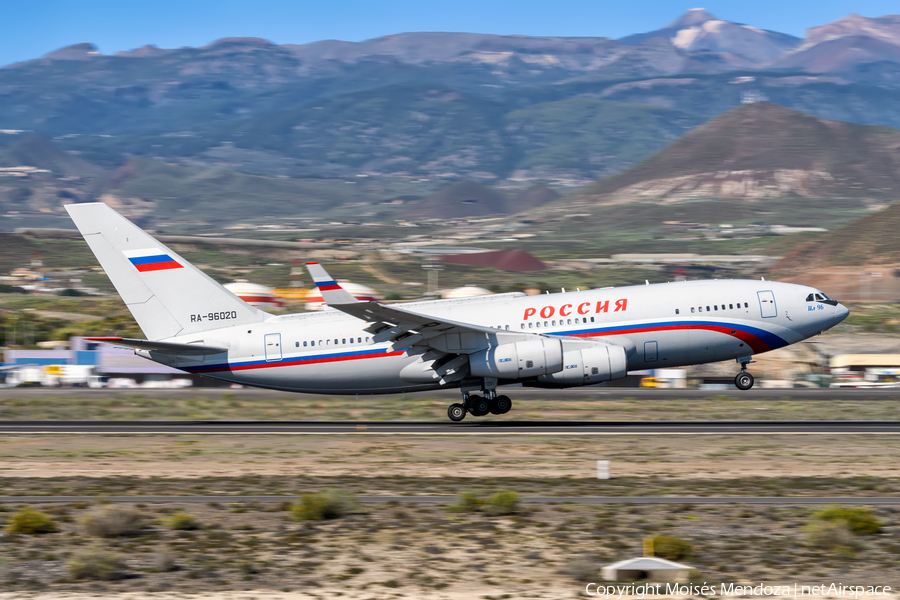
[735,357,755,390]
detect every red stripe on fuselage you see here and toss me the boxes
[190,350,406,374]
[573,324,771,354]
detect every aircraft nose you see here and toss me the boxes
[834,303,850,324]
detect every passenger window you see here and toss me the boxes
[326,340,330,345]
[544,321,548,327]
[575,318,579,324]
[691,307,695,313]
[311,341,315,347]
[567,319,571,325]
[358,337,361,343]
[706,306,710,312]
[505,325,509,330]
[296,342,299,347]
[591,367,599,375]
[528,322,533,329]
[698,306,702,312]
[714,305,718,311]
[590,317,595,322]
[729,304,733,309]
[721,305,725,310]
[526,360,534,368]
[552,320,556,326]
[366,337,370,342]
[536,322,541,328]
[334,339,338,345]
[744,302,748,308]
[521,323,525,330]
[675,309,679,314]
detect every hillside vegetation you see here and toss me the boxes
[778,201,900,269]
[576,102,900,204]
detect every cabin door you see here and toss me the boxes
[264,333,283,362]
[757,291,777,318]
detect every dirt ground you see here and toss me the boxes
[1,434,900,480]
[0,499,898,598]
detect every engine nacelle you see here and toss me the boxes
[536,342,627,387]
[469,338,563,379]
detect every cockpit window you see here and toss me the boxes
[813,291,839,306]
[806,294,815,302]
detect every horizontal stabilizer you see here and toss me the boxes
[86,337,227,355]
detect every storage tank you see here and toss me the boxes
[224,281,284,311]
[306,280,382,311]
[441,285,492,299]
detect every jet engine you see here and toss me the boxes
[468,338,563,379]
[534,341,627,387]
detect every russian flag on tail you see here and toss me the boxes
[123,248,183,272]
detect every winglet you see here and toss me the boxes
[305,262,360,305]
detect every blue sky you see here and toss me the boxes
[2,0,898,67]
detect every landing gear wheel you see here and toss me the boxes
[448,403,466,422]
[492,395,512,415]
[469,396,490,417]
[735,372,754,391]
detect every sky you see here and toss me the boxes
[2,0,898,67]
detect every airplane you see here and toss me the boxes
[66,202,849,421]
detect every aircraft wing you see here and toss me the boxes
[305,262,528,353]
[86,337,227,355]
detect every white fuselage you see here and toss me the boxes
[148,279,848,394]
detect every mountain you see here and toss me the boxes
[408,181,510,218]
[575,102,900,204]
[776,200,900,271]
[775,14,900,73]
[4,10,900,229]
[619,8,800,66]
[508,184,559,212]
[0,134,102,176]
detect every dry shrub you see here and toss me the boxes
[164,512,200,530]
[5,508,58,535]
[67,549,127,580]
[81,505,147,538]
[566,554,598,582]
[652,535,694,561]
[486,490,519,515]
[450,492,485,513]
[291,490,359,521]
[805,520,863,554]
[812,507,881,535]
[152,547,177,572]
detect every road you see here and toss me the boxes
[1,420,899,434]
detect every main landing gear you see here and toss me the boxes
[734,357,755,391]
[447,388,512,422]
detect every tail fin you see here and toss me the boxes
[66,202,267,340]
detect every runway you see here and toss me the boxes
[0,495,897,505]
[1,387,899,402]
[2,420,900,434]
